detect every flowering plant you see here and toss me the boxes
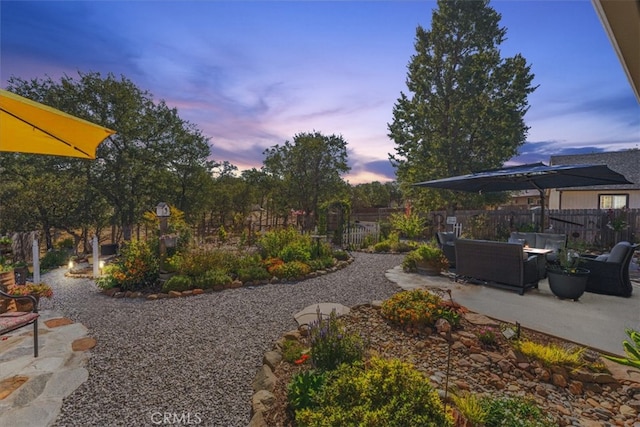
[7,283,53,298]
[476,327,497,345]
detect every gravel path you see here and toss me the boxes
[40,252,404,427]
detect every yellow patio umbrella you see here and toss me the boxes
[0,88,115,159]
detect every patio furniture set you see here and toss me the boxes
[436,231,637,298]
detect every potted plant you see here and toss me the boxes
[402,244,449,276]
[546,248,589,301]
[6,282,53,311]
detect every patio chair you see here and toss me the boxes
[579,241,638,297]
[435,232,456,268]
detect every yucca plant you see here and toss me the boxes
[603,328,640,368]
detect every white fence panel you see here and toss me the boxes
[343,222,380,248]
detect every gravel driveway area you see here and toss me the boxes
[40,252,403,426]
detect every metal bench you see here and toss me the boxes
[0,290,39,357]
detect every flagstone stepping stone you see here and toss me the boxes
[71,337,96,352]
[294,303,350,326]
[0,375,29,400]
[44,318,73,328]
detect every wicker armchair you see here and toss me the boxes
[435,232,456,268]
[579,241,638,297]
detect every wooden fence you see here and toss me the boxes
[428,208,639,249]
[351,207,639,249]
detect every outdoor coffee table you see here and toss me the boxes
[524,247,553,279]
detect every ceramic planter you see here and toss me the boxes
[547,267,590,301]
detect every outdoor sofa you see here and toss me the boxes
[579,241,638,297]
[454,239,539,295]
[509,232,567,263]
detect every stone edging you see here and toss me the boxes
[99,258,354,301]
[247,302,639,427]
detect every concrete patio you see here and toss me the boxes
[386,266,640,357]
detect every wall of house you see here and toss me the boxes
[549,189,640,209]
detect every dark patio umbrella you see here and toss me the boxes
[413,162,632,231]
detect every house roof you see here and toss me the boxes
[592,0,640,103]
[549,150,640,190]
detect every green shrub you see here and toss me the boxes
[309,310,365,371]
[282,339,307,363]
[332,250,349,261]
[389,212,425,239]
[307,256,335,271]
[257,227,303,259]
[279,240,312,262]
[270,260,311,279]
[95,265,119,290]
[373,241,391,252]
[173,249,236,278]
[295,357,452,427]
[381,289,458,330]
[104,240,159,291]
[401,244,448,273]
[481,396,556,427]
[394,240,418,253]
[194,269,232,289]
[236,265,271,282]
[288,370,326,412]
[55,237,74,250]
[162,275,193,293]
[40,249,69,270]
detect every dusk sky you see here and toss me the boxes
[2,1,639,184]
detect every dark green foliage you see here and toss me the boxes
[288,370,326,412]
[332,250,350,261]
[388,0,536,212]
[307,257,335,271]
[40,250,69,270]
[162,275,193,293]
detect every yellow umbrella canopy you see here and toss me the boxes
[0,88,115,159]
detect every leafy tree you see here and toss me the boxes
[263,131,350,230]
[4,72,212,242]
[351,181,402,209]
[388,0,536,212]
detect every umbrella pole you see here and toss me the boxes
[538,188,545,232]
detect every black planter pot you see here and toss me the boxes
[547,267,590,301]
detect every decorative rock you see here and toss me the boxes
[283,330,301,341]
[469,353,489,365]
[72,337,97,351]
[168,291,182,298]
[371,300,383,309]
[124,291,133,298]
[262,351,282,371]
[147,294,158,300]
[252,389,276,414]
[252,365,276,392]
[229,280,243,289]
[192,288,204,295]
[552,373,568,388]
[619,404,636,416]
[247,410,267,427]
[298,324,310,337]
[157,293,170,299]
[44,318,74,328]
[103,288,120,297]
[182,290,193,297]
[114,292,125,298]
[568,380,583,395]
